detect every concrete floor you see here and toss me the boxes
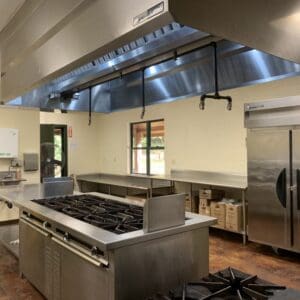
[0,230,299,299]
[209,229,300,290]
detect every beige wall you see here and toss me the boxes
[0,107,40,183]
[97,75,300,176]
[40,111,100,176]
[0,109,100,183]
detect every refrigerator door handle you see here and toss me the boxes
[297,169,300,211]
[276,168,287,208]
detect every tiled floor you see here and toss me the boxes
[0,231,299,299]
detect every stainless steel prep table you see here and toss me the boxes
[131,169,248,244]
[76,173,173,199]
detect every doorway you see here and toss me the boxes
[40,124,68,181]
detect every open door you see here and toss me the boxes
[40,124,68,182]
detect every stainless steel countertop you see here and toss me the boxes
[77,173,172,190]
[0,183,216,251]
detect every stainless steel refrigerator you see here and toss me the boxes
[245,96,300,253]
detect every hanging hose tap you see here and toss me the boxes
[199,42,232,111]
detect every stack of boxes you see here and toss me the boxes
[185,192,199,213]
[199,189,225,227]
[198,188,243,232]
[210,201,227,228]
[225,202,243,232]
[199,198,211,216]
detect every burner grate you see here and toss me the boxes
[194,267,286,300]
[32,194,144,234]
[148,267,286,300]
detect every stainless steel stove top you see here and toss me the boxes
[148,268,300,300]
[32,194,143,234]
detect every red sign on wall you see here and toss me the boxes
[68,126,73,138]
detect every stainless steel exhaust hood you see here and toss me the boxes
[2,0,300,111]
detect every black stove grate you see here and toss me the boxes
[32,194,144,234]
[148,268,286,300]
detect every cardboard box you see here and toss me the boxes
[185,194,199,213]
[210,201,226,228]
[225,203,243,232]
[199,189,224,200]
[199,198,211,216]
[185,196,191,212]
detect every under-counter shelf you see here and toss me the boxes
[131,169,248,245]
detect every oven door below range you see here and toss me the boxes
[51,237,112,300]
[20,214,114,300]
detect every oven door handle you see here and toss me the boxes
[276,168,287,208]
[20,218,50,238]
[52,237,109,268]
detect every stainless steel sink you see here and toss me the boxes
[0,179,24,186]
[0,172,26,186]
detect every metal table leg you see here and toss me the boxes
[189,183,193,212]
[150,178,153,199]
[171,180,175,194]
[242,190,247,245]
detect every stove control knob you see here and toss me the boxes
[5,201,13,209]
[43,221,48,228]
[63,233,70,241]
[91,246,99,256]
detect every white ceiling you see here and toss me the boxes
[0,0,25,33]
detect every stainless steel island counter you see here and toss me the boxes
[0,183,216,300]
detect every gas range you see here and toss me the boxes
[32,194,143,234]
[148,267,300,299]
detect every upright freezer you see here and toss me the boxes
[245,95,300,253]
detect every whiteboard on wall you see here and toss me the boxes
[0,128,19,158]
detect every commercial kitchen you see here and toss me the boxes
[0,1,300,299]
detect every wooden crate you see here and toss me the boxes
[199,198,211,216]
[210,201,226,228]
[199,189,224,200]
[225,203,243,232]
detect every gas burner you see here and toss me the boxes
[148,268,286,300]
[32,194,144,234]
[61,207,88,219]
